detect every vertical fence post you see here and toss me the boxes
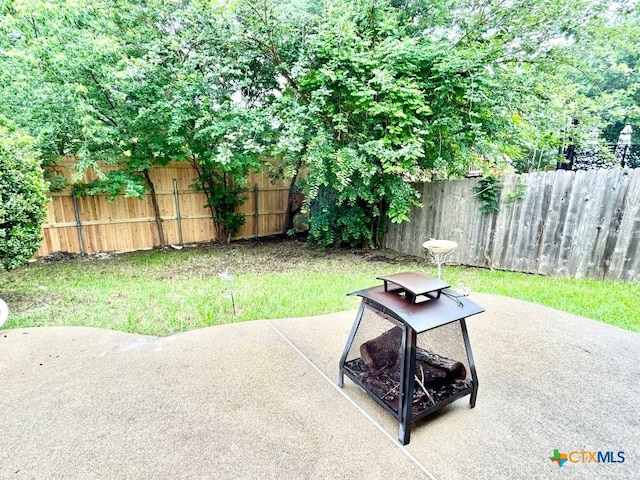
[254,183,259,239]
[72,194,86,256]
[173,178,184,246]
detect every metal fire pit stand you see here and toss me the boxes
[338,272,484,445]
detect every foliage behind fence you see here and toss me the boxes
[35,161,291,257]
[385,168,640,281]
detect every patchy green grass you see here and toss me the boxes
[443,268,638,332]
[1,238,637,335]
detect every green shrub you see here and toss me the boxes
[0,127,48,270]
[473,175,503,214]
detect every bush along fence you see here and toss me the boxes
[35,161,293,257]
[385,168,640,282]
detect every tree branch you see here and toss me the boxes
[85,68,118,112]
[80,94,119,127]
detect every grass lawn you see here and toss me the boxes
[1,237,638,336]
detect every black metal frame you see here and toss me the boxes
[338,303,408,420]
[338,297,480,445]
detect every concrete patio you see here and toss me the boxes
[1,293,638,479]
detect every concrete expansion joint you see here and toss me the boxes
[266,320,439,480]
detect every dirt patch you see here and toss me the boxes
[35,236,424,279]
[212,237,424,272]
[1,290,61,315]
[38,251,117,263]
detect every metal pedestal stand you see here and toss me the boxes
[423,240,458,279]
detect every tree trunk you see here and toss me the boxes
[189,158,217,220]
[283,169,299,235]
[216,173,230,244]
[143,168,166,248]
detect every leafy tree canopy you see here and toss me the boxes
[239,0,621,245]
[1,0,275,243]
[1,0,637,248]
[559,2,640,144]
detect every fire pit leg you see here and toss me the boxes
[460,318,479,408]
[338,303,366,388]
[398,328,416,445]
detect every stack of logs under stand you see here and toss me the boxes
[344,326,471,414]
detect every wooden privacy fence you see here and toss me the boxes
[35,161,292,257]
[385,168,640,281]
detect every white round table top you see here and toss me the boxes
[422,239,458,254]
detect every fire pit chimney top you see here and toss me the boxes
[376,272,449,304]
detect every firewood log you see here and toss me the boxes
[416,349,466,380]
[360,326,403,369]
[415,361,448,383]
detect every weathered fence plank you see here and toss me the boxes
[566,170,594,278]
[607,169,640,280]
[385,168,640,281]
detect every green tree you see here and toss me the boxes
[560,2,640,144]
[241,0,612,246]
[155,2,277,242]
[3,0,630,251]
[1,0,277,245]
[0,0,174,244]
[0,125,48,270]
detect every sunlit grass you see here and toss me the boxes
[1,240,637,336]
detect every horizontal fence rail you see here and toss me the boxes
[35,161,293,257]
[385,168,640,281]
